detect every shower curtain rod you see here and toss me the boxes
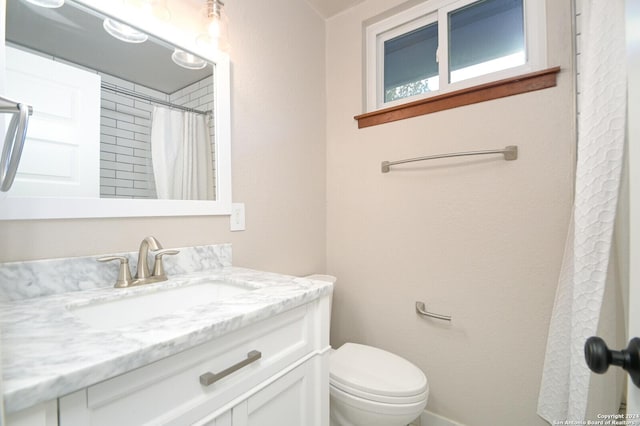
[101,82,212,116]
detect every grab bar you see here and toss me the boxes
[0,95,33,192]
[415,301,452,322]
[381,145,518,173]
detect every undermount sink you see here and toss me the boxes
[69,280,250,330]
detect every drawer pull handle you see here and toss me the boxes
[199,350,262,386]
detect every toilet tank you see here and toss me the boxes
[305,274,337,284]
[305,274,336,336]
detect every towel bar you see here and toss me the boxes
[382,145,518,173]
[1,95,33,192]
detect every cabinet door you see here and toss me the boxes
[6,401,58,426]
[193,353,328,426]
[201,409,231,426]
[239,359,321,426]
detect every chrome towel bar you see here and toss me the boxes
[415,301,452,322]
[0,100,33,116]
[381,145,518,173]
[1,95,33,192]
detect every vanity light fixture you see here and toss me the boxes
[103,18,149,43]
[196,0,229,53]
[22,0,64,7]
[206,0,224,38]
[171,49,207,70]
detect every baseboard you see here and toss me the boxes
[415,409,465,426]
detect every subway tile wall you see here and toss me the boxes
[99,73,159,199]
[100,74,216,199]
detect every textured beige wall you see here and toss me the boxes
[2,0,581,423]
[0,0,327,278]
[325,1,575,425]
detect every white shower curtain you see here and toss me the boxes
[537,0,627,422]
[151,105,214,200]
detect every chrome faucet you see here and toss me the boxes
[97,236,179,288]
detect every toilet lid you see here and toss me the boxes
[330,343,428,399]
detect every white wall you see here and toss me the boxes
[325,1,575,425]
[0,0,327,278]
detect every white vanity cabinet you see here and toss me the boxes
[7,296,331,426]
[203,357,324,426]
[5,402,58,426]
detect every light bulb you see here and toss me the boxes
[208,17,221,38]
[171,49,207,70]
[103,18,148,43]
[197,0,229,53]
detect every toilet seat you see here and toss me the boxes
[330,379,428,405]
[330,343,428,405]
[330,383,427,415]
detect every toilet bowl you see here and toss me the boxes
[329,343,428,426]
[305,275,429,426]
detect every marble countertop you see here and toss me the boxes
[0,267,333,413]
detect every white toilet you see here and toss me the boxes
[305,275,429,426]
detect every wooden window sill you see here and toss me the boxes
[354,66,561,129]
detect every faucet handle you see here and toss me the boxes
[152,249,180,279]
[97,256,133,288]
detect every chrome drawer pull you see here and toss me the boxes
[199,350,262,386]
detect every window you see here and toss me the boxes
[383,18,439,102]
[365,0,546,111]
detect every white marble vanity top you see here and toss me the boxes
[0,262,332,413]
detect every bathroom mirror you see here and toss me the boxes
[0,0,231,219]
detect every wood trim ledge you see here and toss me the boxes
[354,66,561,129]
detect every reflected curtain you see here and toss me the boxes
[150,106,214,200]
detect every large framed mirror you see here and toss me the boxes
[0,0,231,219]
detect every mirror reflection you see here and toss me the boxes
[5,0,217,200]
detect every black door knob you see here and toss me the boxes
[584,336,640,388]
